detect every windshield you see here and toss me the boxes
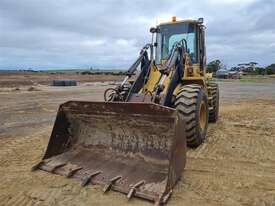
[155,22,197,64]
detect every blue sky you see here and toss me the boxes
[0,0,275,70]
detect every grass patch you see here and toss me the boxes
[215,75,274,84]
[239,75,269,83]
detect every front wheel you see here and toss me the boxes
[174,84,209,148]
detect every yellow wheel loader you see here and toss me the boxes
[33,17,219,205]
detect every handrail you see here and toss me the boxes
[122,43,152,85]
[158,38,187,75]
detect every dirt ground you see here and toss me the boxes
[0,71,124,88]
[0,72,275,206]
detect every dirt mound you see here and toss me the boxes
[27,86,41,91]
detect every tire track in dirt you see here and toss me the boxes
[0,85,106,111]
[0,128,49,168]
[182,156,275,205]
[0,129,63,206]
[187,125,223,161]
[1,81,275,206]
[189,102,275,163]
[0,135,41,155]
[24,189,62,206]
[4,192,34,206]
[2,189,60,206]
[181,102,275,206]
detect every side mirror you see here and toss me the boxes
[150,27,156,33]
[197,18,204,24]
[150,27,160,33]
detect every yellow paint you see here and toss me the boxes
[140,63,160,93]
[156,16,198,26]
[137,19,208,99]
[172,84,182,96]
[140,52,206,99]
[172,16,177,22]
[159,19,198,26]
[140,64,174,94]
[205,72,213,78]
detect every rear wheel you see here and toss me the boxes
[174,84,209,148]
[208,83,219,123]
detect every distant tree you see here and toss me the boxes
[207,59,222,73]
[220,63,227,70]
[237,62,258,73]
[254,67,265,75]
[250,62,258,66]
[230,66,240,71]
[265,64,275,75]
[249,62,258,71]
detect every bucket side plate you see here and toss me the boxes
[36,101,186,204]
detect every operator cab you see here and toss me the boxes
[153,17,206,70]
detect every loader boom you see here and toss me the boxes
[33,16,219,205]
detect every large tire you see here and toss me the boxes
[208,83,219,123]
[174,84,209,148]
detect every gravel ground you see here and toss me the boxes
[0,76,275,206]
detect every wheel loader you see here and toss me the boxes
[33,17,219,205]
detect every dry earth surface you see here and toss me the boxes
[0,72,275,206]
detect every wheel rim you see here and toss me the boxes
[199,101,206,130]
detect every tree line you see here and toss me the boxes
[207,60,275,75]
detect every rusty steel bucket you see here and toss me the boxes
[33,101,186,205]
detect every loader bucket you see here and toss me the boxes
[33,101,186,205]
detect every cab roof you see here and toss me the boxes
[158,19,202,27]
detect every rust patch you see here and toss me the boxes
[34,101,186,204]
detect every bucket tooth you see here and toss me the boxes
[127,180,145,199]
[81,171,101,187]
[66,166,83,178]
[154,190,172,206]
[32,159,51,171]
[31,161,44,171]
[154,201,161,206]
[162,190,172,204]
[103,176,122,193]
[36,101,187,204]
[49,163,67,173]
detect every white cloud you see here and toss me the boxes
[0,0,274,69]
[81,40,106,47]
